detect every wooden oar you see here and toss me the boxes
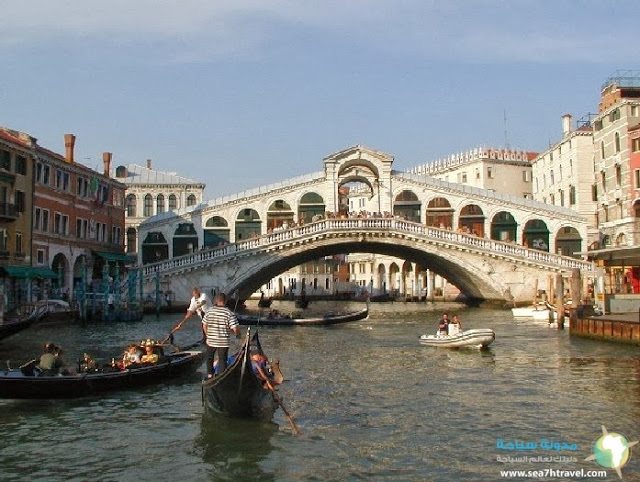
[160,316,188,345]
[264,378,301,436]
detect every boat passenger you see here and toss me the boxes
[38,342,64,375]
[250,350,280,386]
[123,344,142,367]
[140,342,159,364]
[448,315,462,335]
[437,313,450,336]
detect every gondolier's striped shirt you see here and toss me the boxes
[202,306,239,348]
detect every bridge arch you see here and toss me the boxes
[393,190,421,221]
[297,192,325,223]
[426,197,453,229]
[458,203,485,237]
[220,236,506,305]
[235,208,261,241]
[491,211,517,242]
[204,216,230,248]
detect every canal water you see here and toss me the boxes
[0,302,638,481]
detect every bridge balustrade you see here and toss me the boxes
[141,218,594,279]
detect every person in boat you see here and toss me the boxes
[250,350,281,387]
[38,342,64,375]
[140,341,159,364]
[122,344,142,367]
[448,314,462,335]
[437,313,450,336]
[202,292,241,379]
[184,287,211,323]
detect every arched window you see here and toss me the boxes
[187,194,197,206]
[143,194,153,216]
[615,132,621,153]
[156,194,165,214]
[126,228,137,253]
[126,194,137,217]
[168,194,177,211]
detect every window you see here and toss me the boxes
[14,190,25,213]
[0,229,7,251]
[126,194,137,217]
[35,208,41,230]
[54,213,69,235]
[569,185,576,205]
[633,138,640,152]
[550,193,555,205]
[487,167,493,179]
[616,165,622,186]
[595,119,603,131]
[609,108,621,122]
[111,226,121,245]
[42,209,49,232]
[15,155,26,175]
[461,172,467,183]
[615,132,621,153]
[592,184,598,202]
[535,178,539,192]
[15,232,22,254]
[144,194,153,216]
[559,165,562,181]
[569,159,573,176]
[168,194,177,210]
[77,177,89,197]
[36,162,42,182]
[632,105,638,116]
[37,249,44,264]
[475,168,480,180]
[550,170,554,185]
[42,165,50,185]
[156,194,165,214]
[559,189,564,207]
[0,150,10,171]
[636,169,640,189]
[601,141,605,159]
[601,171,607,191]
[76,218,88,239]
[522,171,530,182]
[187,194,197,206]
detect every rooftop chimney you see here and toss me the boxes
[562,114,572,137]
[146,159,152,169]
[103,152,112,177]
[64,134,76,163]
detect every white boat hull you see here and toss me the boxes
[419,329,495,348]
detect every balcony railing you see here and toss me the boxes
[0,202,18,220]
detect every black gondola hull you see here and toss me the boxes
[237,305,369,326]
[202,331,278,420]
[0,351,203,399]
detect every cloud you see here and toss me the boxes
[1,0,639,63]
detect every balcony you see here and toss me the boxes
[0,202,18,220]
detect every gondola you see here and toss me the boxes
[202,329,281,420]
[0,349,203,399]
[0,310,40,341]
[237,304,369,326]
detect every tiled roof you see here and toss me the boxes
[111,164,204,187]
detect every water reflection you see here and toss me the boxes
[195,414,279,481]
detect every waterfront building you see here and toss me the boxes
[112,160,204,258]
[407,147,537,199]
[0,127,128,310]
[0,128,36,312]
[530,114,599,250]
[32,134,128,303]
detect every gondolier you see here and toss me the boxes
[185,287,211,321]
[202,293,241,378]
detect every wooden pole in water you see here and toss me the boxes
[548,275,554,305]
[569,268,582,329]
[556,273,565,329]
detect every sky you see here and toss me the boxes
[2,0,640,199]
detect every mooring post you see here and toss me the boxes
[556,273,565,329]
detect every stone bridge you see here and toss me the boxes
[141,218,594,305]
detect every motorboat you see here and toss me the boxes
[419,328,495,348]
[511,302,553,318]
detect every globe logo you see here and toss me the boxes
[585,426,638,478]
